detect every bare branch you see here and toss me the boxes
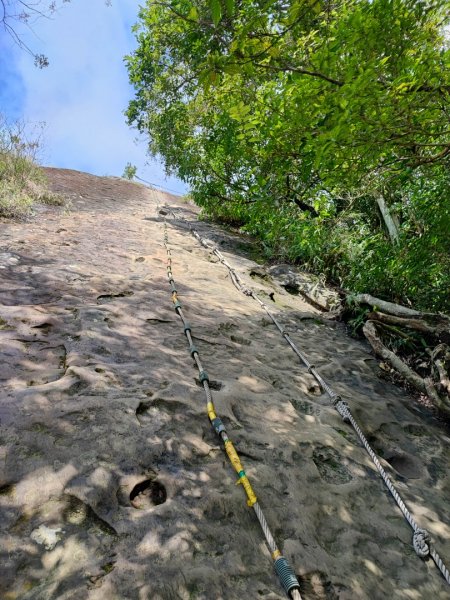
[352,294,422,317]
[367,311,450,339]
[363,320,450,416]
[1,1,73,64]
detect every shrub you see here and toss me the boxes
[0,115,63,218]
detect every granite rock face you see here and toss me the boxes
[0,168,448,600]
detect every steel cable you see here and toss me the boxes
[163,208,450,587]
[162,219,303,599]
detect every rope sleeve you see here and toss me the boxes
[206,401,217,421]
[224,440,257,506]
[199,370,209,383]
[274,557,302,597]
[238,475,258,507]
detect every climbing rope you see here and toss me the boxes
[162,207,450,587]
[163,220,303,600]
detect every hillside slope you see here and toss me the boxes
[0,168,448,599]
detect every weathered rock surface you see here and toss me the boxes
[0,167,448,599]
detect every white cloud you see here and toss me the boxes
[12,0,186,194]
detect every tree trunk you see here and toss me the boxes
[376,196,399,244]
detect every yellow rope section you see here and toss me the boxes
[162,217,302,598]
[206,401,217,421]
[224,440,258,507]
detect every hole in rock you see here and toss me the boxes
[312,446,352,484]
[32,322,53,334]
[403,423,426,437]
[0,483,15,496]
[299,569,339,599]
[385,454,422,479]
[249,269,268,281]
[283,283,300,295]
[136,401,152,417]
[307,383,322,396]
[97,291,134,304]
[130,479,167,509]
[195,378,222,391]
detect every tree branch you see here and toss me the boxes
[254,61,344,86]
[363,320,450,416]
[352,294,421,317]
[367,311,450,340]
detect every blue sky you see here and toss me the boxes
[0,0,186,195]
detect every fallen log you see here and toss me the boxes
[363,320,450,417]
[367,311,450,341]
[353,294,422,317]
[352,294,450,324]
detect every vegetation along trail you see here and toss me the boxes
[0,168,448,599]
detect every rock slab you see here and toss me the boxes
[0,168,449,600]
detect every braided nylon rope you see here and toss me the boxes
[162,219,303,599]
[165,208,450,587]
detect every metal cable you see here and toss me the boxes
[164,208,450,587]
[340,403,450,584]
[162,218,303,599]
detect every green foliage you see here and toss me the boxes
[122,162,137,180]
[126,0,450,312]
[0,115,63,218]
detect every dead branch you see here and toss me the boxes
[428,344,450,395]
[367,311,450,340]
[363,320,450,416]
[363,320,426,391]
[353,294,422,317]
[373,320,416,342]
[434,359,450,394]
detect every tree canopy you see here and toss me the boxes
[126,0,450,312]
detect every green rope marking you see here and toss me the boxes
[162,205,450,588]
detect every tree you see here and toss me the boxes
[126,0,450,312]
[122,162,137,180]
